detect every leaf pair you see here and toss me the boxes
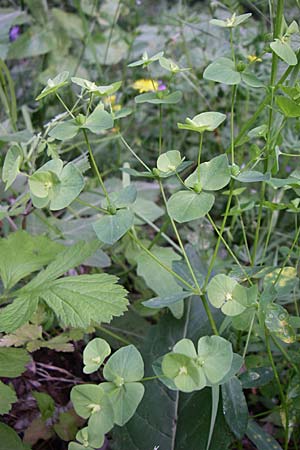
[161,335,234,392]
[204,57,263,87]
[167,154,231,222]
[29,158,84,210]
[49,104,114,141]
[70,343,145,448]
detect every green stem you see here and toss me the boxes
[56,93,75,118]
[141,375,162,382]
[159,104,163,154]
[82,129,111,207]
[204,183,234,289]
[242,310,256,359]
[274,221,300,286]
[118,133,152,172]
[159,181,218,335]
[265,327,289,450]
[197,132,204,182]
[271,334,300,375]
[252,182,266,265]
[96,325,131,345]
[128,231,196,293]
[230,85,237,165]
[229,29,236,66]
[103,0,121,65]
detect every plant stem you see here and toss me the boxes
[242,310,256,359]
[159,181,219,335]
[265,327,289,450]
[197,132,204,182]
[128,231,196,293]
[230,85,237,165]
[159,104,163,154]
[82,129,111,207]
[96,325,131,345]
[118,133,152,172]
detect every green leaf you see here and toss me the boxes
[0,242,128,332]
[207,385,220,450]
[32,392,55,421]
[48,120,79,141]
[241,72,264,88]
[101,185,137,209]
[49,163,85,211]
[264,303,296,344]
[162,352,205,392]
[197,335,233,384]
[240,367,274,388]
[76,426,104,449]
[210,13,252,28]
[29,170,60,198]
[246,420,283,450]
[222,377,248,439]
[203,58,241,85]
[128,51,164,67]
[0,347,30,377]
[185,155,230,191]
[104,345,144,383]
[270,39,297,66]
[157,150,183,173]
[0,381,17,414]
[7,27,56,59]
[0,230,63,290]
[173,338,198,358]
[112,301,232,450]
[276,96,300,117]
[207,274,247,316]
[93,209,134,245]
[142,292,191,309]
[35,71,69,100]
[39,274,128,328]
[83,338,111,374]
[0,423,24,450]
[178,112,226,133]
[235,170,270,183]
[102,381,145,426]
[2,145,23,190]
[167,190,215,223]
[71,77,122,96]
[83,105,114,133]
[71,384,114,434]
[135,90,182,104]
[136,246,184,319]
[0,130,33,143]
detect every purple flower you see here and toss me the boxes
[285,165,292,173]
[9,25,21,42]
[158,80,167,91]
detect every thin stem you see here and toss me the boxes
[103,0,121,65]
[229,29,236,66]
[230,85,237,165]
[118,133,152,172]
[159,104,163,155]
[274,222,300,286]
[96,325,131,345]
[270,334,300,375]
[141,375,162,382]
[128,231,196,293]
[265,327,289,450]
[82,129,111,207]
[204,184,234,289]
[56,93,75,118]
[252,182,266,264]
[159,181,219,335]
[242,310,256,359]
[197,132,204,182]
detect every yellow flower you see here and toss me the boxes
[132,79,158,93]
[247,55,262,63]
[104,95,121,111]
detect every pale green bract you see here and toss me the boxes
[35,71,69,100]
[178,111,226,133]
[83,338,111,374]
[210,12,252,28]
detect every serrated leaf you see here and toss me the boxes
[0,231,63,290]
[39,274,128,328]
[0,347,30,377]
[0,381,17,414]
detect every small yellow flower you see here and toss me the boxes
[132,78,158,93]
[247,55,262,63]
[104,95,121,111]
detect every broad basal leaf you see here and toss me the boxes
[0,230,63,290]
[0,347,30,377]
